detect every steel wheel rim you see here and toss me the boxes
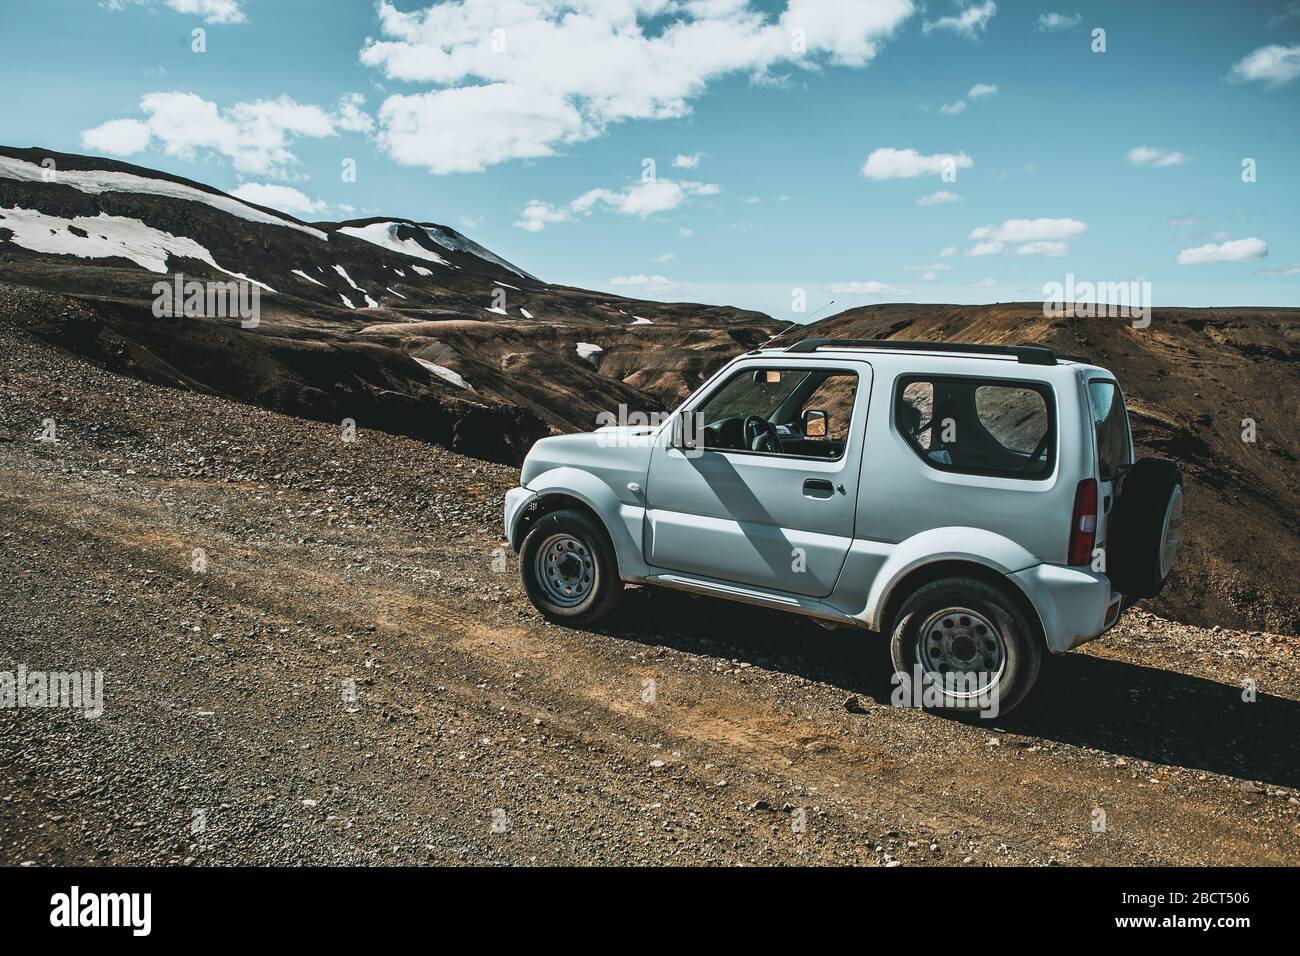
[915,606,1006,698]
[1159,485,1183,579]
[534,533,596,607]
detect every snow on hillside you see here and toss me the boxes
[419,223,534,280]
[337,221,450,267]
[576,342,603,363]
[0,205,275,290]
[0,155,326,240]
[413,357,473,390]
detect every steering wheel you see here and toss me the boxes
[743,416,781,453]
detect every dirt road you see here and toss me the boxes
[2,323,1298,866]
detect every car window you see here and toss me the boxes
[895,375,1055,480]
[695,367,856,458]
[801,375,857,440]
[1088,381,1131,480]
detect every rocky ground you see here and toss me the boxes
[2,316,1298,867]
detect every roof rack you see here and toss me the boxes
[784,338,1060,366]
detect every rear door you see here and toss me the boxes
[1086,378,1134,551]
[642,361,870,597]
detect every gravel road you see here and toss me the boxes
[2,312,1298,866]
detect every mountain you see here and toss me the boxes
[801,303,1300,636]
[0,145,777,463]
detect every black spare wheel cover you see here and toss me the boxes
[1107,457,1183,599]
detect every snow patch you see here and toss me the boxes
[413,357,473,391]
[0,205,274,290]
[339,293,355,309]
[520,307,534,319]
[364,294,378,308]
[386,286,406,299]
[0,155,327,240]
[485,306,507,316]
[333,264,362,290]
[292,269,325,287]
[576,342,603,363]
[337,221,450,266]
[411,265,433,277]
[419,223,533,279]
[631,316,653,325]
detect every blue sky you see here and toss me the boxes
[1,0,1298,319]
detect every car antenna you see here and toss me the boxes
[754,299,836,351]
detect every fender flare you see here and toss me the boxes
[510,467,648,578]
[863,527,1040,631]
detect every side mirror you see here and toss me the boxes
[753,369,782,384]
[803,408,828,438]
[671,412,700,450]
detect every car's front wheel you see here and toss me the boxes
[888,576,1042,717]
[520,508,623,625]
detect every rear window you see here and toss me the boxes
[895,375,1055,480]
[1088,381,1132,480]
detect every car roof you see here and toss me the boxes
[747,339,1112,377]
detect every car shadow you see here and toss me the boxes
[602,586,1300,790]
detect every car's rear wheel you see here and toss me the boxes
[520,508,623,624]
[889,576,1042,717]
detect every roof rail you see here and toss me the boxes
[784,338,1059,366]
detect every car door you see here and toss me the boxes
[643,361,870,597]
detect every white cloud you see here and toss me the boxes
[610,274,675,288]
[80,118,152,156]
[923,1,997,40]
[939,245,957,257]
[968,277,996,287]
[1228,44,1300,88]
[939,100,967,114]
[673,153,703,169]
[1176,237,1268,265]
[229,183,327,216]
[918,190,963,206]
[967,241,1004,256]
[1168,213,1201,227]
[458,215,484,229]
[103,0,247,25]
[862,147,973,180]
[828,281,909,295]
[1127,146,1186,168]
[515,177,719,231]
[362,0,916,175]
[1257,263,1300,276]
[967,82,998,98]
[378,84,584,175]
[80,92,373,177]
[969,217,1087,241]
[906,263,950,282]
[654,252,676,262]
[678,226,695,237]
[1014,240,1067,256]
[1035,12,1080,33]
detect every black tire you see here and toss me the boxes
[520,508,623,625]
[1107,457,1183,599]
[889,577,1042,717]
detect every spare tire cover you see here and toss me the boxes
[1107,457,1183,599]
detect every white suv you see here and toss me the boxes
[504,339,1183,714]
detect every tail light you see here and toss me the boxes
[1068,478,1098,566]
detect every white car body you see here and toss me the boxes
[505,341,1133,654]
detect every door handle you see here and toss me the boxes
[803,478,835,498]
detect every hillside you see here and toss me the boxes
[0,145,777,462]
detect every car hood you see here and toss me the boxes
[520,426,659,487]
